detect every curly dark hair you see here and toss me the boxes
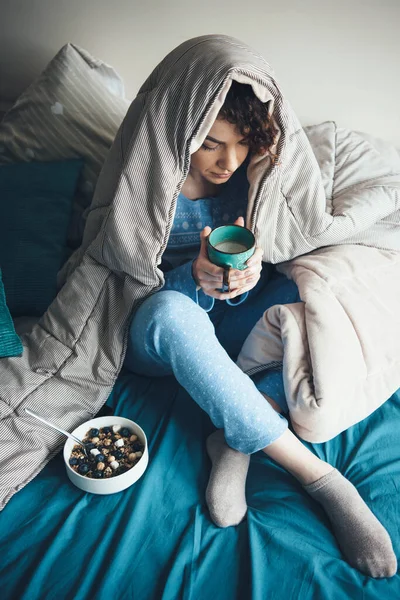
[218,81,279,161]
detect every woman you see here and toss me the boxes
[4,35,396,578]
[124,81,396,579]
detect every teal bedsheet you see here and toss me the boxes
[0,371,399,599]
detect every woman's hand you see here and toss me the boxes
[192,217,263,300]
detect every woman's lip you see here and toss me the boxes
[211,173,231,179]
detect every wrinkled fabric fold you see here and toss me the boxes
[237,245,400,442]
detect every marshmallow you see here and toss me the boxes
[90,449,100,456]
[115,438,124,447]
[110,461,119,470]
[112,425,121,433]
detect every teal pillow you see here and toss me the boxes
[0,269,23,357]
[0,160,83,317]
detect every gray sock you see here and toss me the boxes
[205,429,250,528]
[304,468,397,578]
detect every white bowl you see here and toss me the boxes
[63,416,149,495]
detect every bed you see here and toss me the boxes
[0,43,399,599]
[1,373,400,599]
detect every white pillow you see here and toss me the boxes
[0,44,130,248]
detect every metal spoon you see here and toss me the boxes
[24,408,90,458]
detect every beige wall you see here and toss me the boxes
[1,0,399,146]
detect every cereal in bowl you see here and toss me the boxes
[69,425,145,479]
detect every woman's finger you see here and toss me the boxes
[229,265,261,284]
[197,266,226,283]
[206,273,261,299]
[246,247,263,267]
[211,285,251,301]
[233,216,245,227]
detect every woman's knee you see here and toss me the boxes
[126,291,199,374]
[132,291,211,336]
[140,290,206,321]
[126,290,214,371]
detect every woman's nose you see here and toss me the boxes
[217,148,240,172]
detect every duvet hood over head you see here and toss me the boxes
[74,33,400,276]
[68,33,330,281]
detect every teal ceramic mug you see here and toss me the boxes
[207,224,256,293]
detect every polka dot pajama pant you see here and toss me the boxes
[124,268,301,454]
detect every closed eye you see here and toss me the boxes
[201,143,219,152]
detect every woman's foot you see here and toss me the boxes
[304,469,397,578]
[205,430,250,527]
[262,428,397,577]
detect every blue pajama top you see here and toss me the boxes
[161,163,250,311]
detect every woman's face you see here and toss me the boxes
[189,118,249,185]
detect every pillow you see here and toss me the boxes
[0,269,23,358]
[0,44,130,249]
[0,159,83,317]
